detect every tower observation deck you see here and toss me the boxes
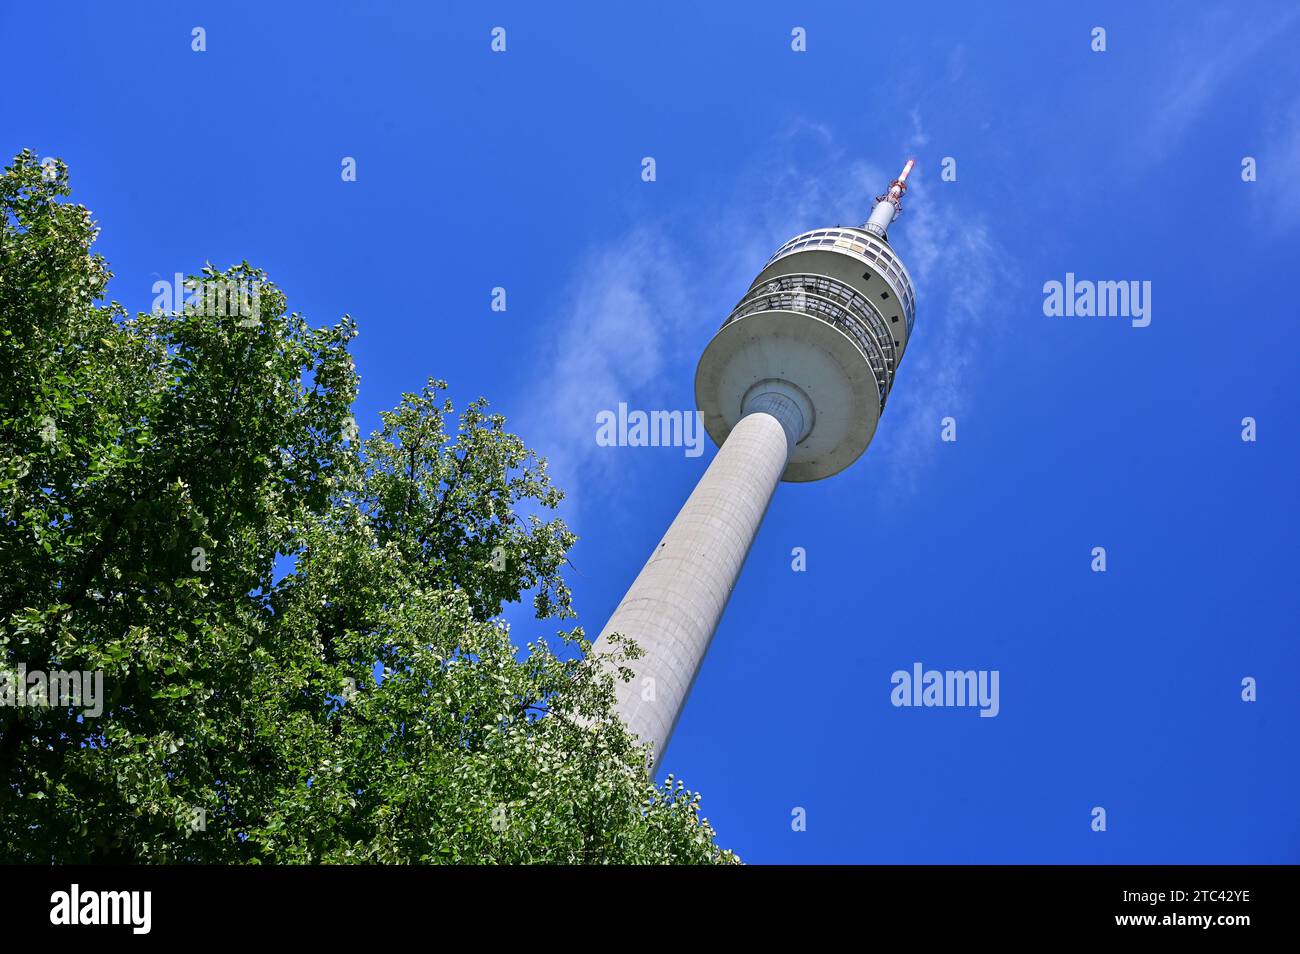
[592,161,919,772]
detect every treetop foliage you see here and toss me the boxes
[0,149,737,864]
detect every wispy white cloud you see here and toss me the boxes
[1137,6,1300,164]
[873,178,1010,489]
[1256,95,1300,232]
[869,119,1012,492]
[525,119,1009,516]
[525,228,699,511]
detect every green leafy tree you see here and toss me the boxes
[0,150,736,864]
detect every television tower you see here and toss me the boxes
[593,161,919,772]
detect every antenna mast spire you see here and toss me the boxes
[864,159,916,239]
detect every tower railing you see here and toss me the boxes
[762,227,916,334]
[722,274,899,409]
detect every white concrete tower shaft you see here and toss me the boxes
[594,387,809,770]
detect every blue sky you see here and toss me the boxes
[6,0,1299,863]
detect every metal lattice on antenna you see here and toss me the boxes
[592,161,921,772]
[865,158,916,237]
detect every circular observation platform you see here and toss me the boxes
[695,227,917,482]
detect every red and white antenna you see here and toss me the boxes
[864,159,916,238]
